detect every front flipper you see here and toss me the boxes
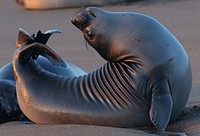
[149,79,173,131]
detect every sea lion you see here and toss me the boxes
[13,7,192,131]
[0,29,86,123]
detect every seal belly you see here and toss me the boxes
[14,57,151,127]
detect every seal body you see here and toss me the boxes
[0,62,24,123]
[13,7,192,131]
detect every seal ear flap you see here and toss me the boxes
[149,79,173,132]
[17,28,34,48]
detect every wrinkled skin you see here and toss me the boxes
[71,7,192,130]
[13,7,191,132]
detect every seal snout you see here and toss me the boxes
[71,8,96,31]
[71,13,88,31]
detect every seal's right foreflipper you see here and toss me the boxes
[149,79,173,131]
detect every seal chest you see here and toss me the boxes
[13,7,192,131]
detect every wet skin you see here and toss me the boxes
[12,7,192,131]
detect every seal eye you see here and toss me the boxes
[86,31,95,40]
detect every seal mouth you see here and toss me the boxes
[71,8,96,31]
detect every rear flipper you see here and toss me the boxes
[32,29,61,45]
[16,42,66,67]
[149,78,173,131]
[17,28,61,48]
[16,28,66,67]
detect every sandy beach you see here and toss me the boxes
[0,0,200,135]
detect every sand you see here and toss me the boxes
[0,0,200,135]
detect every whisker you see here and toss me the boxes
[85,41,89,51]
[101,32,109,50]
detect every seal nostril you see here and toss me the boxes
[90,12,96,18]
[86,8,96,18]
[71,9,96,31]
[71,16,82,28]
[71,13,91,31]
[71,17,76,24]
[78,14,87,24]
[85,7,91,12]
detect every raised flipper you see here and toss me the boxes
[17,28,61,48]
[33,29,62,45]
[17,42,66,67]
[17,28,35,48]
[16,28,66,67]
[149,79,173,131]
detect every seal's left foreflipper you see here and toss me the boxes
[149,79,173,131]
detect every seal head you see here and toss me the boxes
[72,7,160,64]
[71,7,134,62]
